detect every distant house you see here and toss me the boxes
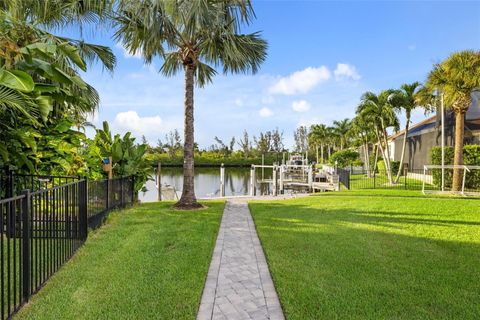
[388,96,480,170]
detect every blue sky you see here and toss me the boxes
[72,1,480,148]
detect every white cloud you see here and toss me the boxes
[115,43,143,59]
[269,66,331,95]
[234,98,244,107]
[334,63,361,81]
[114,111,164,136]
[259,107,274,117]
[292,100,311,113]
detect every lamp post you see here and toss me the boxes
[434,88,445,192]
[441,92,445,192]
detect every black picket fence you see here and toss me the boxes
[0,176,134,320]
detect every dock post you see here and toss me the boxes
[250,166,255,196]
[157,162,162,201]
[220,164,225,197]
[261,154,265,181]
[279,165,284,194]
[272,166,278,196]
[308,165,313,192]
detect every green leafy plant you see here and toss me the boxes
[329,149,360,168]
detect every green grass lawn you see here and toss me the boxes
[250,190,480,320]
[15,201,224,320]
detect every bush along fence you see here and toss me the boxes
[0,174,135,319]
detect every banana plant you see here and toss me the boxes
[92,121,151,193]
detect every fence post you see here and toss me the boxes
[21,190,31,302]
[105,179,110,210]
[373,172,376,189]
[404,168,407,190]
[78,180,88,241]
[6,168,14,237]
[347,170,351,190]
[65,185,71,239]
[120,177,125,207]
[131,176,135,204]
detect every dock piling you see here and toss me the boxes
[272,166,278,196]
[157,162,162,201]
[220,164,225,197]
[250,166,256,196]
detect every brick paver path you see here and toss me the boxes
[197,201,284,320]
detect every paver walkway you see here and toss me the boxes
[197,201,285,320]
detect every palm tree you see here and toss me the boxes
[308,124,327,163]
[115,1,267,209]
[388,82,422,183]
[426,50,480,191]
[325,126,337,159]
[350,115,375,176]
[357,90,399,184]
[332,118,351,150]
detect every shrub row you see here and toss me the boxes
[431,145,480,189]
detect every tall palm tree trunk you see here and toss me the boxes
[394,117,410,183]
[364,141,371,177]
[452,111,465,191]
[320,143,324,164]
[315,144,319,164]
[373,144,379,173]
[381,128,393,184]
[175,64,202,209]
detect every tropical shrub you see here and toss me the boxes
[90,122,151,194]
[329,150,360,168]
[431,145,480,189]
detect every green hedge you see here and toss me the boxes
[329,150,361,168]
[431,145,480,189]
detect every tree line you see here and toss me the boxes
[145,128,285,161]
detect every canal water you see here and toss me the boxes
[139,167,274,202]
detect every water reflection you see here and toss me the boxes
[139,167,273,202]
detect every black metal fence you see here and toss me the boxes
[87,177,134,229]
[0,176,134,319]
[342,168,480,193]
[336,168,350,190]
[0,169,79,200]
[343,169,431,191]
